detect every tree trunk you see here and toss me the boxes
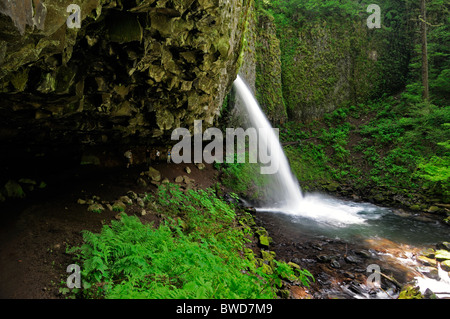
[421,0,429,100]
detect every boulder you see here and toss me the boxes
[417,256,437,267]
[175,176,184,183]
[435,250,450,261]
[88,203,104,213]
[147,167,161,182]
[441,260,450,272]
[196,163,206,170]
[4,180,25,198]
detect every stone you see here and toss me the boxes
[421,248,435,259]
[261,250,276,262]
[196,163,206,170]
[119,196,133,205]
[417,256,437,267]
[355,250,372,258]
[427,206,440,213]
[88,203,104,213]
[437,242,450,251]
[409,204,421,211]
[140,209,147,216]
[112,201,127,212]
[137,177,147,187]
[77,198,87,205]
[288,262,301,270]
[259,235,270,248]
[136,198,145,208]
[175,176,184,183]
[441,260,450,272]
[185,166,191,174]
[435,250,450,261]
[4,180,25,198]
[344,256,360,264]
[147,167,161,182]
[126,191,138,200]
[330,260,341,268]
[162,178,170,184]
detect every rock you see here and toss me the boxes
[126,191,138,200]
[324,181,339,192]
[288,262,302,270]
[140,209,147,216]
[417,256,437,267]
[196,163,206,170]
[137,177,147,187]
[441,260,450,272]
[112,201,126,212]
[409,204,421,211]
[344,256,360,264]
[435,250,450,261]
[162,178,170,184]
[77,198,87,205]
[355,250,372,258]
[427,206,440,213]
[185,166,191,174]
[106,204,113,211]
[88,203,104,213]
[437,242,450,251]
[119,196,133,205]
[317,255,333,263]
[421,248,435,258]
[259,235,270,248]
[175,176,184,183]
[136,198,145,208]
[330,260,341,269]
[4,180,25,198]
[261,250,276,262]
[147,167,161,182]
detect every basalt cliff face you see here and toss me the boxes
[0,0,250,175]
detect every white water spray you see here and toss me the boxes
[233,75,367,226]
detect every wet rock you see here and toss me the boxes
[355,250,372,258]
[417,256,437,267]
[437,242,450,251]
[435,250,450,261]
[344,255,360,264]
[317,255,333,263]
[330,259,341,269]
[421,248,436,258]
[427,206,440,213]
[441,260,450,271]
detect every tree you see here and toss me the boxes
[420,0,429,100]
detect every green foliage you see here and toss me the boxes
[68,185,313,299]
[218,152,271,200]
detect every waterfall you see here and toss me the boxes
[233,75,304,210]
[232,75,367,226]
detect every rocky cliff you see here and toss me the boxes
[0,0,250,174]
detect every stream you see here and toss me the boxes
[255,193,450,299]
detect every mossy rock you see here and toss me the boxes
[259,235,272,248]
[435,250,450,261]
[4,180,26,199]
[261,250,276,262]
[398,285,423,299]
[88,203,104,213]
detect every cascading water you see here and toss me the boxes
[232,75,450,299]
[233,75,367,227]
